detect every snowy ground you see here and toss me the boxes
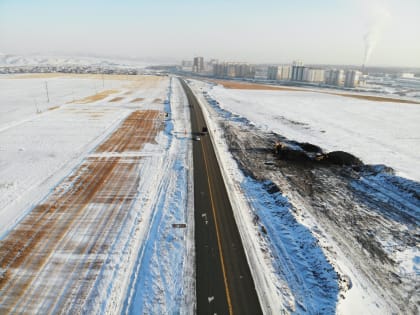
[205,83,420,181]
[0,74,194,313]
[0,74,126,128]
[188,79,419,314]
[0,53,151,68]
[0,74,165,237]
[121,77,194,314]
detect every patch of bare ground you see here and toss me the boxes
[89,113,104,118]
[329,92,420,104]
[153,98,163,103]
[109,96,124,103]
[96,110,163,152]
[72,90,119,104]
[212,79,420,104]
[123,75,167,90]
[0,109,164,313]
[212,79,303,91]
[130,97,145,103]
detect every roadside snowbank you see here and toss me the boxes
[120,77,194,314]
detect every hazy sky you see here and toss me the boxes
[1,0,419,67]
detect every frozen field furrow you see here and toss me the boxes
[0,108,164,313]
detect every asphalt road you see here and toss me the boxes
[180,79,262,315]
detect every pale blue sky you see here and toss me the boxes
[0,0,419,66]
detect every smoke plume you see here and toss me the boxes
[363,3,391,65]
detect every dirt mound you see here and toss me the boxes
[323,151,363,166]
[274,142,311,162]
[298,142,323,153]
[274,140,363,167]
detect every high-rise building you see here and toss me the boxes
[267,65,291,80]
[344,70,362,88]
[325,69,345,86]
[292,60,304,67]
[212,62,255,78]
[206,59,219,72]
[303,68,325,83]
[279,65,291,80]
[227,64,236,77]
[181,60,193,71]
[254,65,268,80]
[213,63,225,77]
[267,66,278,80]
[291,60,305,81]
[193,57,204,73]
[291,66,306,81]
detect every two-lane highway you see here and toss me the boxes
[180,79,262,315]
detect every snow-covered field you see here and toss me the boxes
[206,83,420,181]
[0,75,126,128]
[1,72,417,314]
[0,74,194,313]
[0,74,165,237]
[188,79,419,314]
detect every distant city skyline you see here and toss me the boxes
[1,0,419,67]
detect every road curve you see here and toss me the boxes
[180,79,262,315]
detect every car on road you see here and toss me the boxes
[193,135,201,141]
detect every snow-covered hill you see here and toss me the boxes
[0,53,150,68]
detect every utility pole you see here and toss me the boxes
[44,81,50,103]
[34,99,40,113]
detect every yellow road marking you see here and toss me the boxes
[200,137,234,315]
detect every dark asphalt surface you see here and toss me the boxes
[180,79,262,315]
